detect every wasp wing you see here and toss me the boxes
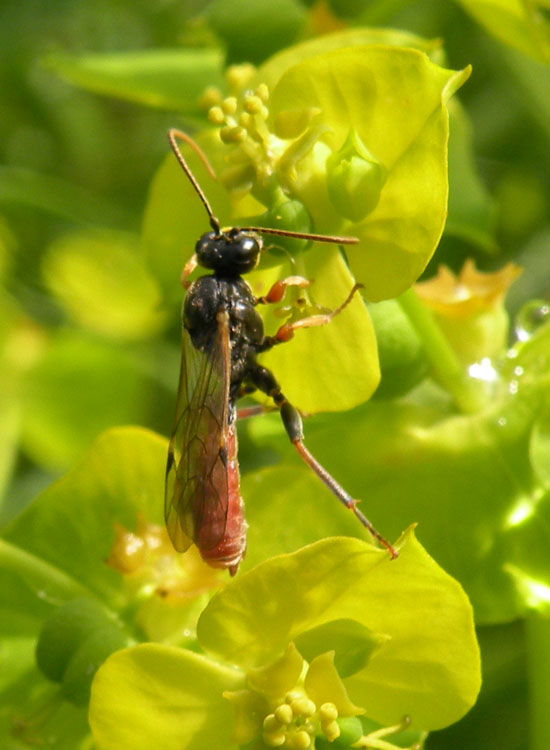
[165,310,231,554]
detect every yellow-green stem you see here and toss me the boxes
[397,287,486,413]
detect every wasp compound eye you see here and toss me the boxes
[195,231,222,269]
[227,233,261,273]
[195,230,261,275]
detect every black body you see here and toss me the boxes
[184,229,299,435]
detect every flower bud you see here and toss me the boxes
[208,106,225,126]
[333,716,363,745]
[222,96,238,115]
[36,597,130,707]
[220,125,246,144]
[226,63,256,91]
[291,729,312,748]
[274,703,294,724]
[244,94,263,114]
[199,86,222,109]
[415,260,521,365]
[256,83,269,102]
[319,702,338,723]
[326,130,386,222]
[257,196,313,254]
[290,696,316,717]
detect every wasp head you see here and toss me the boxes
[195,228,262,276]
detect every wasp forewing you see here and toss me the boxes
[165,310,246,574]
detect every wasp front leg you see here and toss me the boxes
[261,282,364,345]
[180,254,199,289]
[255,275,311,305]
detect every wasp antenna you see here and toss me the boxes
[168,128,221,235]
[240,226,359,245]
[264,243,297,269]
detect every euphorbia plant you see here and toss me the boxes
[3,23,515,750]
[1,427,480,749]
[89,533,480,750]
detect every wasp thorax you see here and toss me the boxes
[195,229,261,275]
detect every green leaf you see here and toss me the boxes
[43,49,225,112]
[198,533,481,730]
[207,0,306,65]
[20,333,155,469]
[297,375,550,623]
[295,619,388,678]
[367,298,429,399]
[0,623,91,749]
[246,642,304,698]
[0,427,225,743]
[258,27,446,89]
[239,448,381,573]
[2,427,167,605]
[0,677,91,750]
[305,651,363,716]
[270,46,471,300]
[256,245,380,413]
[0,166,133,229]
[446,103,498,252]
[89,644,243,750]
[456,0,550,62]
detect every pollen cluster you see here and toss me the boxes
[197,65,331,210]
[203,70,278,197]
[262,694,340,748]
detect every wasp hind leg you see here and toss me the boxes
[247,362,398,559]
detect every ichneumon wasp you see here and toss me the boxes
[164,128,397,574]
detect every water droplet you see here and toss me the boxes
[514,300,550,341]
[509,380,519,395]
[468,357,498,383]
[497,417,507,427]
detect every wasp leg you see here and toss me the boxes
[234,384,275,420]
[262,283,364,345]
[237,404,267,420]
[255,276,311,305]
[248,362,398,559]
[180,253,199,289]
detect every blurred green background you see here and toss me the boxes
[1,1,548,749]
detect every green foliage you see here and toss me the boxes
[1,1,548,749]
[88,534,479,748]
[44,49,226,112]
[43,230,165,341]
[269,45,469,301]
[207,0,307,64]
[456,0,550,62]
